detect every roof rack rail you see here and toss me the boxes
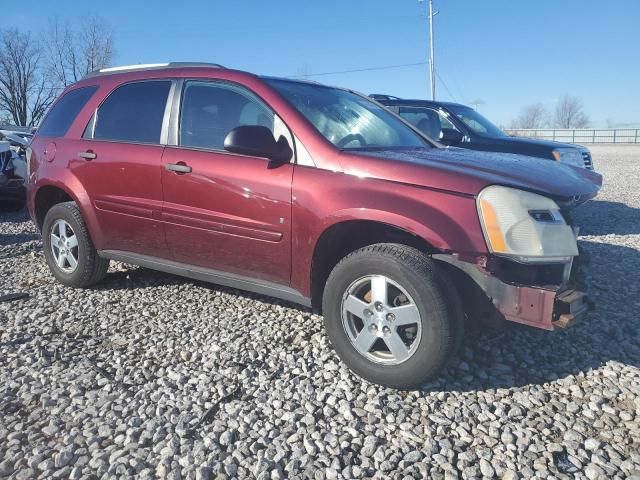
[85,62,225,78]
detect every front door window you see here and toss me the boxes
[398,107,460,141]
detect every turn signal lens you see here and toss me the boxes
[479,199,507,253]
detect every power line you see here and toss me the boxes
[435,71,458,102]
[289,61,427,79]
[47,62,430,91]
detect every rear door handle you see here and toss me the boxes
[165,162,192,174]
[78,151,97,160]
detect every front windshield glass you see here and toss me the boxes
[447,105,506,137]
[266,79,430,150]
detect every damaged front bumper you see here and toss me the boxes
[434,254,590,331]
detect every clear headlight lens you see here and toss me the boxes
[552,148,584,168]
[477,185,578,263]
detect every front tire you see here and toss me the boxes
[322,244,463,389]
[42,202,109,288]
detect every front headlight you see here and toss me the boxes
[552,148,584,168]
[477,185,578,263]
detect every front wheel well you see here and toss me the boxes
[34,186,73,230]
[310,220,437,313]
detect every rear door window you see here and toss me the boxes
[38,86,98,137]
[90,81,171,144]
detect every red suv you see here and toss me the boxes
[27,63,602,388]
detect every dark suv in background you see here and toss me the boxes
[28,63,600,388]
[371,95,594,170]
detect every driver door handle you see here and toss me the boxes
[78,151,97,160]
[165,162,192,174]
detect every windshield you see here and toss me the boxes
[266,79,430,150]
[447,105,506,137]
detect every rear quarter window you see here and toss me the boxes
[37,86,98,137]
[90,81,171,144]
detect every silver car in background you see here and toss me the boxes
[0,139,26,209]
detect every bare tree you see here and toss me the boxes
[511,103,548,129]
[45,15,114,87]
[0,29,56,126]
[553,95,589,128]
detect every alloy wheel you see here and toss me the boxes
[50,219,79,274]
[341,275,422,365]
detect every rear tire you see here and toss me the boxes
[322,243,463,389]
[42,202,109,287]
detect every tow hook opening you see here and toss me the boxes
[552,290,591,329]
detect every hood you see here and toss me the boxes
[341,146,602,208]
[490,135,585,151]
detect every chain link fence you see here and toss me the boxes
[505,128,640,144]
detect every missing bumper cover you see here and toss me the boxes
[433,254,590,331]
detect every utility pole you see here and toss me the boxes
[428,0,437,100]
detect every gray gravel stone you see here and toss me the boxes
[54,449,74,468]
[69,466,82,480]
[585,438,602,451]
[14,468,36,480]
[0,460,12,477]
[585,463,606,479]
[480,458,495,477]
[501,470,518,480]
[219,431,235,447]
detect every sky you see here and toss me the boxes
[6,0,639,127]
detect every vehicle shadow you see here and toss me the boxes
[569,199,640,236]
[0,208,39,246]
[0,207,30,223]
[96,265,193,291]
[0,202,27,215]
[0,232,39,246]
[425,238,640,393]
[96,265,308,310]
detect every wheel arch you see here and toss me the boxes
[33,184,76,230]
[32,178,103,249]
[309,217,442,313]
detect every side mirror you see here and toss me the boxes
[440,128,464,145]
[223,125,292,167]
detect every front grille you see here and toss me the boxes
[582,151,593,169]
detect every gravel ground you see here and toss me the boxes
[1,147,639,479]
